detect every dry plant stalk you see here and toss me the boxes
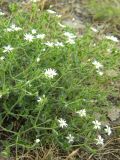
[65,149,79,160]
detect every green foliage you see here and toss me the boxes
[86,0,120,23]
[0,2,120,158]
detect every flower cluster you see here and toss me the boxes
[24,29,45,42]
[92,60,103,76]
[64,32,76,44]
[2,25,60,80]
[105,35,119,42]
[58,110,112,145]
[6,24,22,32]
[0,10,5,16]
[96,124,112,145]
[44,41,64,47]
[0,8,115,153]
[93,121,112,145]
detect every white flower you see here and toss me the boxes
[66,134,74,143]
[92,60,103,69]
[58,118,68,128]
[107,48,112,53]
[14,26,22,31]
[0,93,2,98]
[93,43,96,47]
[6,28,13,32]
[64,32,76,45]
[35,138,40,143]
[0,56,5,60]
[64,32,76,39]
[105,35,119,42]
[11,24,22,31]
[6,24,22,32]
[31,29,37,34]
[44,42,54,47]
[0,11,5,16]
[26,81,32,87]
[36,34,45,39]
[105,125,112,136]
[56,14,62,18]
[47,9,56,14]
[45,41,64,47]
[72,18,75,21]
[49,5,53,8]
[37,95,45,103]
[76,109,86,117]
[54,42,64,47]
[91,27,98,33]
[92,120,101,130]
[11,24,17,29]
[36,57,40,62]
[44,68,57,79]
[58,22,66,28]
[95,135,104,145]
[66,38,75,44]
[96,70,104,76]
[3,45,14,53]
[37,97,42,103]
[42,48,46,52]
[24,33,34,42]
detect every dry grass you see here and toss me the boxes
[16,126,120,160]
[15,136,120,160]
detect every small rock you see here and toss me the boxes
[108,107,120,121]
